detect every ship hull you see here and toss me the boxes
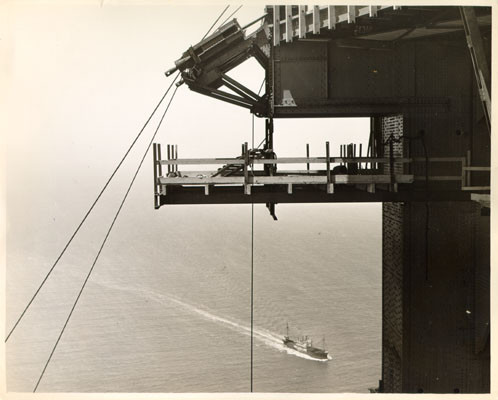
[282,338,329,360]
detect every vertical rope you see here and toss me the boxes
[250,98,255,393]
[249,78,264,392]
[250,203,254,392]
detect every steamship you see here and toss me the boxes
[282,324,329,360]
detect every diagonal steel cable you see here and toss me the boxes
[33,84,180,393]
[30,5,235,390]
[202,5,230,40]
[5,73,179,343]
[219,5,243,27]
[7,1,231,346]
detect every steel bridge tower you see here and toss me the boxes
[155,5,491,393]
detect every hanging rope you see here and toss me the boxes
[33,84,180,393]
[250,201,254,392]
[5,74,179,344]
[249,77,265,392]
[250,120,255,393]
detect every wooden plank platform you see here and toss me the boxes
[153,147,488,208]
[159,156,465,165]
[158,174,414,186]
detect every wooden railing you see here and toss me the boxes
[152,143,489,201]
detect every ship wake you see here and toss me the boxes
[95,280,331,362]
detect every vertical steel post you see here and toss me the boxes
[460,6,491,134]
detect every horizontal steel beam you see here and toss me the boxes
[158,185,472,206]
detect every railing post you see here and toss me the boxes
[326,141,333,194]
[157,143,163,178]
[174,144,178,173]
[167,144,171,174]
[328,6,336,30]
[353,143,358,173]
[152,143,161,209]
[461,157,466,190]
[244,142,251,195]
[306,143,310,172]
[389,139,396,192]
[359,143,362,170]
[285,5,293,43]
[273,5,281,46]
[299,5,307,38]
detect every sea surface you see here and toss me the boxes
[6,200,381,393]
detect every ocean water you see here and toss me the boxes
[6,201,381,393]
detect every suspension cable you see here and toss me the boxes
[202,5,230,40]
[33,84,180,393]
[5,74,179,343]
[219,5,243,27]
[31,4,230,389]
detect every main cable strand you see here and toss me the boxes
[5,74,179,343]
[33,84,180,393]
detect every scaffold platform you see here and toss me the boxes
[152,143,489,208]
